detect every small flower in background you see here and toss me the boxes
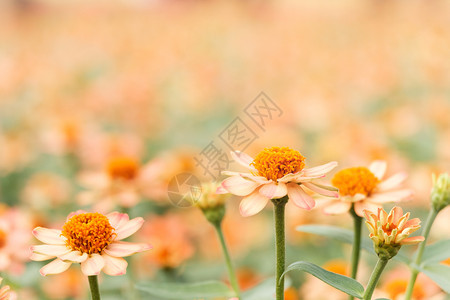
[0,277,17,300]
[218,147,338,216]
[30,210,151,276]
[139,214,194,269]
[364,206,424,259]
[325,161,413,216]
[21,173,72,210]
[77,155,159,212]
[431,173,450,212]
[375,267,444,300]
[0,206,32,275]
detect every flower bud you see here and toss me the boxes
[195,182,230,225]
[431,173,450,212]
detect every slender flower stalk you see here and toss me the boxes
[363,257,389,300]
[196,182,240,298]
[214,223,240,299]
[273,196,288,300]
[348,206,362,300]
[404,207,438,299]
[88,275,101,300]
[405,173,450,300]
[350,206,362,280]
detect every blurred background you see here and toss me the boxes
[0,0,450,299]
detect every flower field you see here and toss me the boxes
[0,0,450,299]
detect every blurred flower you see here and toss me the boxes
[0,206,32,275]
[431,173,450,212]
[0,277,17,300]
[21,173,71,210]
[77,155,159,212]
[325,161,412,216]
[30,211,150,276]
[364,207,424,259]
[218,147,338,216]
[139,214,194,269]
[375,267,444,300]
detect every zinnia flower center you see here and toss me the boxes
[106,157,139,180]
[332,167,379,196]
[251,147,305,181]
[61,213,116,255]
[0,229,6,248]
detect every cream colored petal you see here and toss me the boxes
[239,190,269,217]
[102,254,128,276]
[81,254,105,276]
[369,189,413,203]
[323,201,351,215]
[32,227,65,245]
[107,212,130,229]
[59,251,88,263]
[40,259,72,276]
[230,151,255,169]
[104,241,151,257]
[259,182,288,199]
[369,161,387,180]
[300,162,338,177]
[220,176,260,196]
[30,252,54,262]
[114,217,144,240]
[286,183,315,210]
[302,182,339,198]
[377,172,407,191]
[31,245,71,257]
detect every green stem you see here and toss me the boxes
[349,207,363,300]
[363,258,389,300]
[88,275,101,300]
[272,196,288,300]
[404,207,438,300]
[214,223,241,299]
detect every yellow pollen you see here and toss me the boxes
[61,213,116,255]
[0,229,7,248]
[106,156,139,180]
[332,167,379,197]
[251,147,305,181]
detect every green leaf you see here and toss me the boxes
[281,261,364,299]
[419,264,450,293]
[297,225,411,264]
[135,280,234,300]
[421,239,450,265]
[242,277,291,300]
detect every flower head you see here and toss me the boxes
[77,155,159,212]
[30,210,151,276]
[324,161,413,216]
[431,173,450,212]
[217,147,338,217]
[364,207,424,259]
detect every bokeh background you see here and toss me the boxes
[0,0,450,299]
